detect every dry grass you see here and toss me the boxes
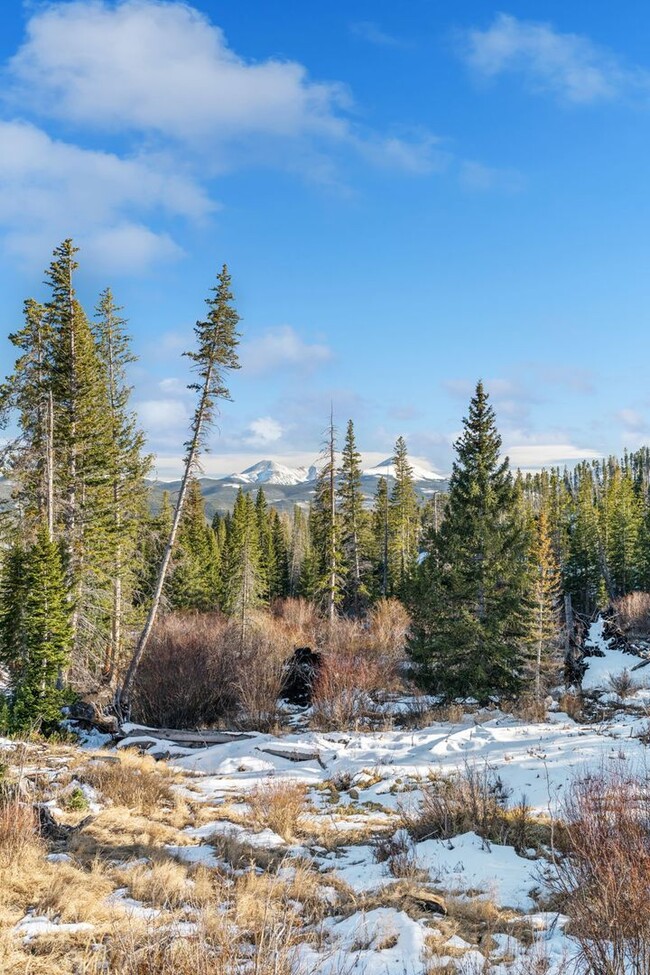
[248,779,308,841]
[403,764,552,854]
[78,751,179,815]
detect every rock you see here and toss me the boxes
[69,700,119,735]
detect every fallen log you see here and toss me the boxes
[256,745,327,768]
[118,727,255,747]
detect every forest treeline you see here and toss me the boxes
[1,242,649,731]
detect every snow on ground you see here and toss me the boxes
[582,616,650,692]
[111,691,646,971]
[153,710,646,816]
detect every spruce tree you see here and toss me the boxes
[338,419,370,614]
[409,382,533,699]
[221,489,264,638]
[311,412,343,618]
[389,436,419,595]
[93,288,150,679]
[169,478,220,611]
[0,527,72,731]
[372,476,390,597]
[528,504,562,698]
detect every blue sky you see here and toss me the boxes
[1,0,649,478]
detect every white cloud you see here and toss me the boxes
[136,398,189,431]
[241,325,332,375]
[460,13,646,104]
[617,408,647,431]
[0,119,212,269]
[9,0,350,145]
[244,417,284,446]
[6,0,449,178]
[506,442,600,468]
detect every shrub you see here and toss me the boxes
[367,598,411,664]
[404,763,512,845]
[608,668,638,699]
[549,767,650,974]
[132,613,238,727]
[613,591,650,637]
[311,654,388,730]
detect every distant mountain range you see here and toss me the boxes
[0,459,448,519]
[149,457,448,517]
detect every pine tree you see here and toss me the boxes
[221,489,264,638]
[0,299,54,536]
[255,488,273,604]
[338,419,370,614]
[268,509,290,601]
[46,241,114,663]
[371,476,390,597]
[0,527,72,731]
[311,412,343,618]
[389,436,419,595]
[601,466,644,597]
[564,473,603,614]
[169,478,220,611]
[528,504,562,698]
[289,505,311,596]
[93,288,150,679]
[409,382,533,699]
[118,265,240,716]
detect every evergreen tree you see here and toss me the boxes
[338,419,370,614]
[169,478,220,611]
[564,473,603,614]
[409,382,533,699]
[221,489,264,637]
[371,476,390,597]
[388,436,419,595]
[311,412,343,618]
[289,505,311,596]
[601,466,644,597]
[0,527,72,731]
[268,509,290,601]
[528,504,562,698]
[0,299,54,536]
[93,288,150,678]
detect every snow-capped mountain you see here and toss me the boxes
[222,460,317,487]
[221,456,445,487]
[362,457,445,482]
[148,457,448,517]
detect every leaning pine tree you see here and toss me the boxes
[116,265,240,718]
[409,381,533,699]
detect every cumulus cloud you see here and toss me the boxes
[0,119,212,268]
[241,325,333,375]
[9,0,350,144]
[7,0,438,175]
[244,416,284,446]
[460,13,647,104]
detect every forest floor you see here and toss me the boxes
[2,621,650,974]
